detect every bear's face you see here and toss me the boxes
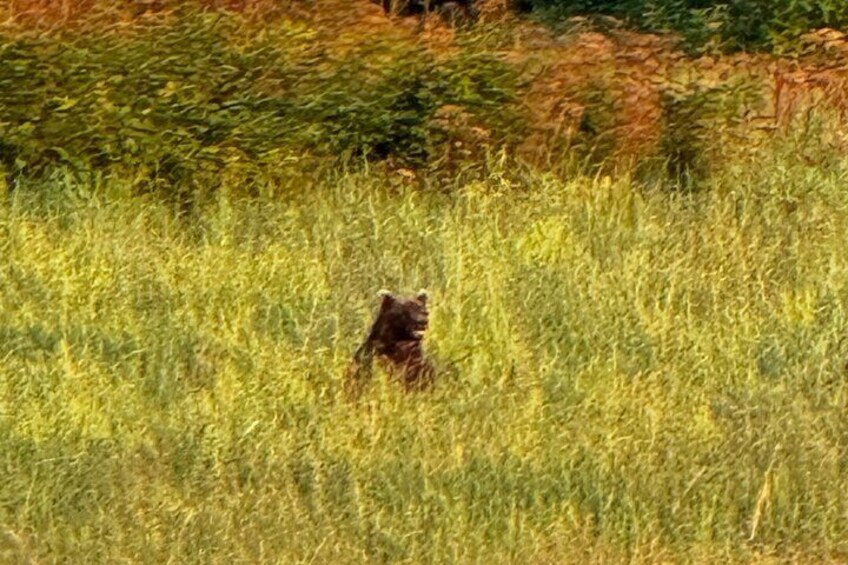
[375,290,429,344]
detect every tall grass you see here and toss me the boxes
[2,144,848,562]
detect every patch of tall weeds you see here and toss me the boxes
[0,7,521,201]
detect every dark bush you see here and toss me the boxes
[519,0,848,51]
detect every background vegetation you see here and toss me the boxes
[523,0,848,51]
[2,0,848,562]
[0,1,522,205]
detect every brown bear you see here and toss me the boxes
[345,289,436,397]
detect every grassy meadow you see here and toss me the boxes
[3,156,848,562]
[3,1,848,563]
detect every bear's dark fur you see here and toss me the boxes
[346,289,436,397]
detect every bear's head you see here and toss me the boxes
[372,289,430,345]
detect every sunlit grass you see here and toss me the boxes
[1,155,848,562]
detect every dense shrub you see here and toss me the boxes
[0,10,520,199]
[521,0,848,51]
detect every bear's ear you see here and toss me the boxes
[377,289,396,309]
[416,289,429,304]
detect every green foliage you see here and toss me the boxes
[0,11,520,200]
[523,0,848,51]
[638,76,762,190]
